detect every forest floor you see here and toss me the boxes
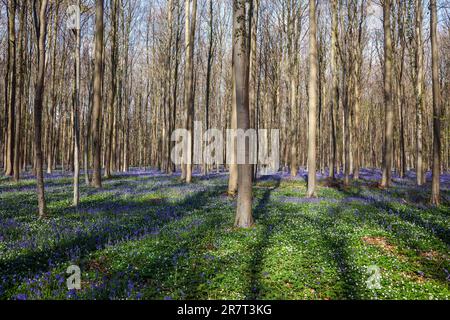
[0,168,449,300]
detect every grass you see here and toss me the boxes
[0,169,449,300]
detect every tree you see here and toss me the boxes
[381,0,394,188]
[329,0,338,180]
[414,0,425,186]
[234,0,253,228]
[104,0,118,179]
[32,0,49,218]
[249,0,259,179]
[288,0,300,178]
[46,5,59,174]
[72,0,81,206]
[204,0,214,175]
[14,1,27,182]
[227,49,238,196]
[307,0,318,198]
[91,0,104,189]
[183,0,197,184]
[352,0,367,180]
[430,0,441,205]
[5,0,16,177]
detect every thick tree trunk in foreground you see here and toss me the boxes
[33,0,49,218]
[307,0,318,198]
[430,0,441,205]
[234,0,253,228]
[381,0,394,188]
[92,0,104,188]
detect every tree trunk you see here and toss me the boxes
[92,0,104,188]
[183,0,197,184]
[307,0,318,198]
[105,0,118,179]
[330,0,338,180]
[234,0,253,228]
[414,0,425,186]
[46,6,59,174]
[381,0,394,188]
[204,0,213,176]
[72,0,81,206]
[228,58,238,196]
[430,0,441,205]
[14,2,27,182]
[33,0,49,218]
[6,0,16,177]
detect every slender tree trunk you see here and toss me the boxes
[330,0,338,180]
[47,6,59,174]
[92,0,104,188]
[228,46,238,196]
[249,0,259,178]
[84,71,93,186]
[430,0,441,205]
[415,0,425,186]
[33,0,49,218]
[6,0,16,177]
[381,0,394,188]
[72,0,81,206]
[170,4,181,174]
[204,0,213,175]
[14,2,26,182]
[288,0,298,178]
[105,0,118,179]
[307,0,318,198]
[343,71,351,186]
[183,0,197,184]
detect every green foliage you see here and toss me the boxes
[0,172,448,300]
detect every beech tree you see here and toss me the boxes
[183,0,197,184]
[414,0,425,186]
[381,0,394,188]
[32,0,49,218]
[91,0,104,188]
[0,0,448,220]
[430,0,441,205]
[307,0,318,198]
[234,0,253,228]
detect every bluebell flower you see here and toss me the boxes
[16,293,27,300]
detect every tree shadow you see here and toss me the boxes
[246,175,282,299]
[334,184,449,246]
[0,184,226,298]
[300,209,363,299]
[329,183,449,285]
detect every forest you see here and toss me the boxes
[0,0,449,301]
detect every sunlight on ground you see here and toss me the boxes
[0,169,449,300]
